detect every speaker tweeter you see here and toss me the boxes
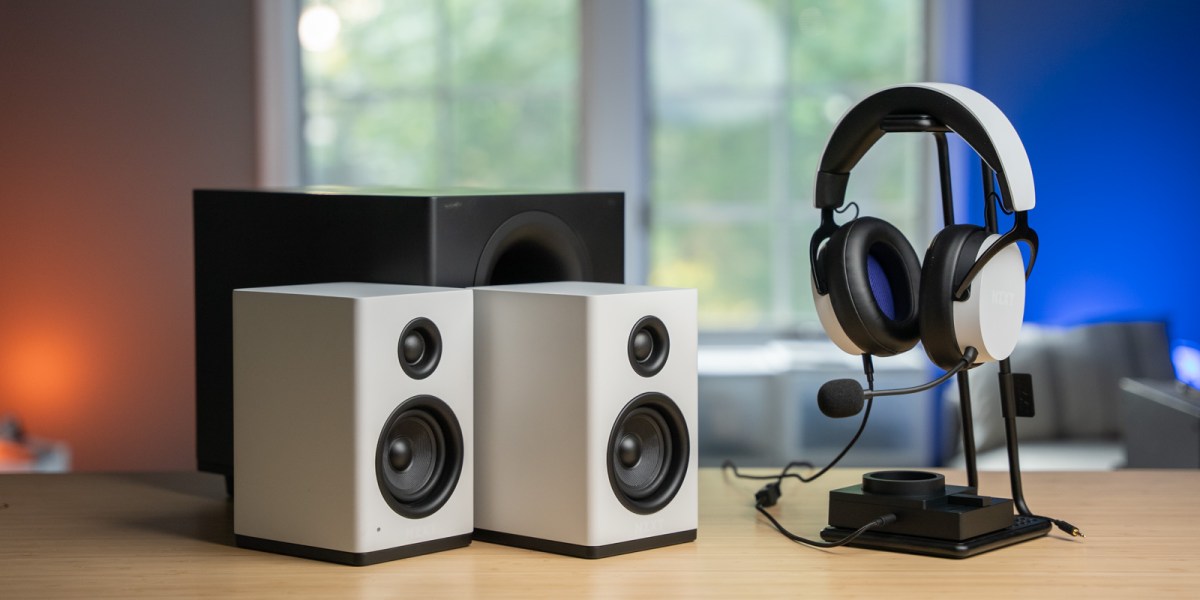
[398,318,442,379]
[628,316,669,377]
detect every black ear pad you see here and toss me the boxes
[821,217,921,356]
[919,225,991,369]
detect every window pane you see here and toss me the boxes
[303,1,438,94]
[305,95,439,185]
[651,222,774,329]
[301,0,578,188]
[447,0,577,88]
[448,93,575,188]
[790,0,925,85]
[653,96,777,206]
[652,0,784,96]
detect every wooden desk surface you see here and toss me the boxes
[1,468,1197,598]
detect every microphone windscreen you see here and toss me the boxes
[818,379,866,419]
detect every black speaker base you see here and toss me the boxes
[473,528,696,559]
[235,532,472,566]
[819,515,1051,559]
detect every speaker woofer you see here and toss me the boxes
[376,395,463,518]
[607,393,689,514]
[628,316,669,377]
[398,318,442,380]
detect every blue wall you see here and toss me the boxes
[967,0,1200,351]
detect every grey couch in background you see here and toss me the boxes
[945,321,1173,470]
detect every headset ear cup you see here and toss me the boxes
[823,217,921,356]
[919,225,990,369]
[812,243,865,355]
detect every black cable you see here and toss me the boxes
[834,200,860,221]
[755,505,896,548]
[722,356,887,548]
[723,355,874,488]
[721,460,815,481]
[721,397,873,486]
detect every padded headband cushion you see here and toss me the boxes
[814,83,1035,213]
[821,217,921,357]
[919,224,990,369]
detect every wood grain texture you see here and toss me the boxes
[1,469,1196,598]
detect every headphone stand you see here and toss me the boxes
[956,370,980,488]
[819,121,1051,557]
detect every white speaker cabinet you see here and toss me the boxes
[233,282,473,566]
[473,282,698,558]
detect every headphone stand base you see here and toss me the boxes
[819,515,1050,559]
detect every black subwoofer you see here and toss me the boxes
[195,188,624,493]
[377,395,464,519]
[608,392,689,514]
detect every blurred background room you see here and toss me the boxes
[1,0,1197,473]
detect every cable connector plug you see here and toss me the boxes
[755,482,782,508]
[871,513,898,528]
[1052,519,1084,537]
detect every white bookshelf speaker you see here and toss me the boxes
[233,282,473,566]
[473,282,698,558]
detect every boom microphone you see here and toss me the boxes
[817,347,979,418]
[817,379,868,419]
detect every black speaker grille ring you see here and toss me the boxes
[376,395,463,519]
[607,393,689,515]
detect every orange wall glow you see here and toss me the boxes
[0,322,91,419]
[0,0,257,471]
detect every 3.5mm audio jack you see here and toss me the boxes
[1047,517,1084,537]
